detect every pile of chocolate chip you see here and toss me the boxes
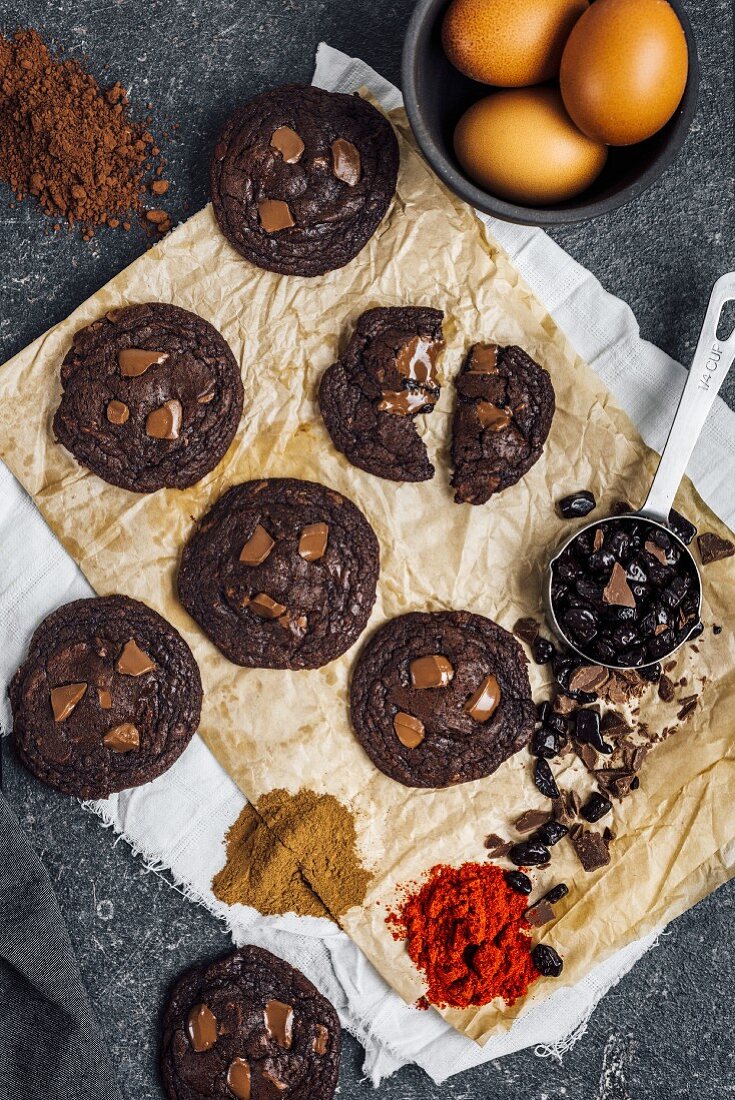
[551,497,701,668]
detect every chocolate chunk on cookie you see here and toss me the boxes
[178,478,379,669]
[350,610,535,787]
[210,84,399,277]
[319,306,445,482]
[451,343,555,505]
[9,596,202,799]
[53,303,243,493]
[161,946,340,1100]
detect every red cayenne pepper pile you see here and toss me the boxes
[386,862,539,1009]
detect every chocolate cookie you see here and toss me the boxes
[210,85,399,277]
[160,946,340,1100]
[451,343,555,505]
[318,307,445,482]
[178,478,379,669]
[53,303,244,493]
[9,595,202,799]
[350,610,535,788]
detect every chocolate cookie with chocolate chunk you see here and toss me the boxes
[161,946,340,1100]
[319,306,445,482]
[9,595,202,799]
[53,303,243,493]
[350,610,535,787]
[178,478,379,669]
[210,85,399,277]
[451,343,555,505]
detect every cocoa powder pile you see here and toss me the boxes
[0,28,169,237]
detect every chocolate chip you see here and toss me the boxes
[533,757,560,800]
[541,882,569,905]
[410,654,454,689]
[557,491,596,519]
[575,708,613,755]
[532,637,556,665]
[532,820,568,846]
[508,840,550,867]
[504,870,533,895]
[581,792,612,822]
[532,944,564,977]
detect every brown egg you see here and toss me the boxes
[454,88,608,206]
[560,0,688,146]
[442,0,589,87]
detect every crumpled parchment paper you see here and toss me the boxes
[1,100,734,1044]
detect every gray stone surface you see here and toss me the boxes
[1,1,734,1097]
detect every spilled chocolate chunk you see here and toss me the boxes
[118,348,168,377]
[393,711,425,748]
[698,532,735,565]
[298,522,329,562]
[258,198,294,232]
[569,823,610,871]
[106,399,129,425]
[103,722,140,753]
[331,138,361,186]
[50,682,87,722]
[270,125,304,163]
[146,399,182,440]
[239,524,275,566]
[602,562,636,608]
[187,1002,218,1052]
[463,673,501,721]
[410,654,454,689]
[249,593,287,620]
[264,999,294,1050]
[116,639,156,676]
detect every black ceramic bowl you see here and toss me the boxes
[402,0,700,225]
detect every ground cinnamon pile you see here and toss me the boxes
[0,28,169,237]
[213,789,372,920]
[387,863,539,1009]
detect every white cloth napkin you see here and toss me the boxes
[1,43,734,1087]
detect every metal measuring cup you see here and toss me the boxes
[545,272,735,671]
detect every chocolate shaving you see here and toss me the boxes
[568,664,610,695]
[599,710,630,737]
[657,674,676,702]
[677,695,698,721]
[484,834,512,857]
[576,741,599,772]
[514,809,553,834]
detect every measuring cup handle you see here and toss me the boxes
[640,272,735,525]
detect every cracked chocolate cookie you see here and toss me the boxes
[451,343,555,505]
[350,610,535,787]
[53,303,244,493]
[161,946,340,1100]
[178,478,379,669]
[318,306,445,482]
[210,84,399,277]
[9,595,202,799]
